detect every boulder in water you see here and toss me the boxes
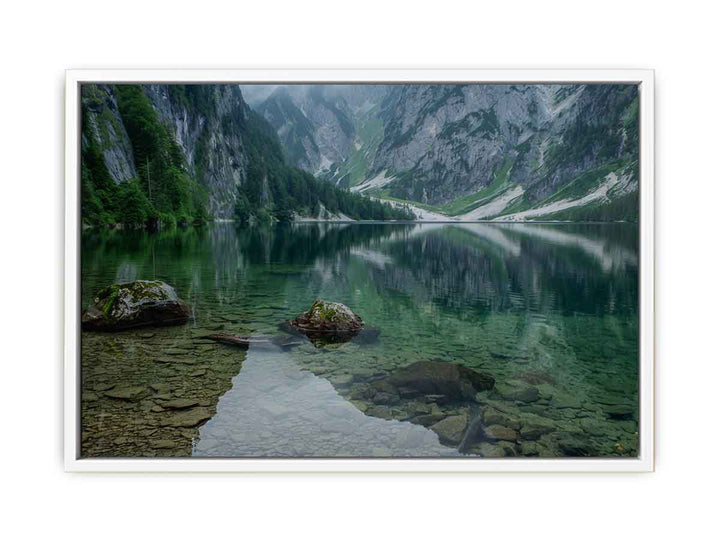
[386,360,495,401]
[287,300,363,346]
[82,280,192,331]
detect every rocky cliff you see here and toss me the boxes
[81,84,412,224]
[249,83,639,221]
[253,85,358,174]
[82,84,260,219]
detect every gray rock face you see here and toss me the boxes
[253,85,391,174]
[81,84,257,219]
[82,280,192,331]
[369,84,638,207]
[250,83,639,219]
[144,85,251,218]
[81,85,137,183]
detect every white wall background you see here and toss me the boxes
[1,1,717,537]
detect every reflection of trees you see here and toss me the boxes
[359,224,639,318]
[233,222,400,265]
[82,223,638,320]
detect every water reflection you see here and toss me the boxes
[81,222,639,458]
[195,343,458,457]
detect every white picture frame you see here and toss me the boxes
[65,69,654,472]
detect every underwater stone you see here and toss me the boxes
[104,386,152,402]
[519,420,556,440]
[430,414,468,445]
[495,383,540,403]
[483,424,519,442]
[160,407,213,428]
[484,409,521,430]
[384,360,495,402]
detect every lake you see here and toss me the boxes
[80,222,639,458]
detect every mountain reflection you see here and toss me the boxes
[81,222,639,458]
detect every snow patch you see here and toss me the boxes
[381,199,453,222]
[497,171,631,221]
[351,170,397,193]
[459,186,525,220]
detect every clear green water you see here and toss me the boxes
[81,222,639,458]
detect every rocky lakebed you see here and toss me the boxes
[80,279,639,459]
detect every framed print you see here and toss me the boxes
[64,69,654,472]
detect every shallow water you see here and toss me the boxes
[81,222,639,458]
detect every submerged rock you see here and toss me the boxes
[483,424,519,442]
[385,360,495,401]
[160,407,213,428]
[495,382,540,403]
[82,280,192,331]
[104,386,152,402]
[287,300,364,346]
[430,414,468,445]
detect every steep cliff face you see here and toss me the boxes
[252,85,387,174]
[81,84,263,219]
[369,84,638,209]
[254,87,321,172]
[81,85,138,183]
[83,83,640,223]
[144,85,253,218]
[81,84,413,225]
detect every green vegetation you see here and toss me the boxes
[541,190,639,222]
[328,115,385,189]
[81,85,209,228]
[235,157,414,223]
[375,157,515,218]
[542,86,638,176]
[535,159,634,206]
[437,158,513,216]
[231,93,412,222]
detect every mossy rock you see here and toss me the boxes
[287,300,363,347]
[82,280,192,331]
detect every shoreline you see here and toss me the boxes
[83,218,637,230]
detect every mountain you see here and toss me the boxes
[80,84,412,226]
[253,85,359,174]
[249,84,639,222]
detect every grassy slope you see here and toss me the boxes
[330,109,385,188]
[370,158,637,221]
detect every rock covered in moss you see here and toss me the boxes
[82,280,192,331]
[288,300,363,345]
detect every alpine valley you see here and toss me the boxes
[79,82,641,460]
[82,83,638,226]
[246,83,639,222]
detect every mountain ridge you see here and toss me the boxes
[249,83,639,222]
